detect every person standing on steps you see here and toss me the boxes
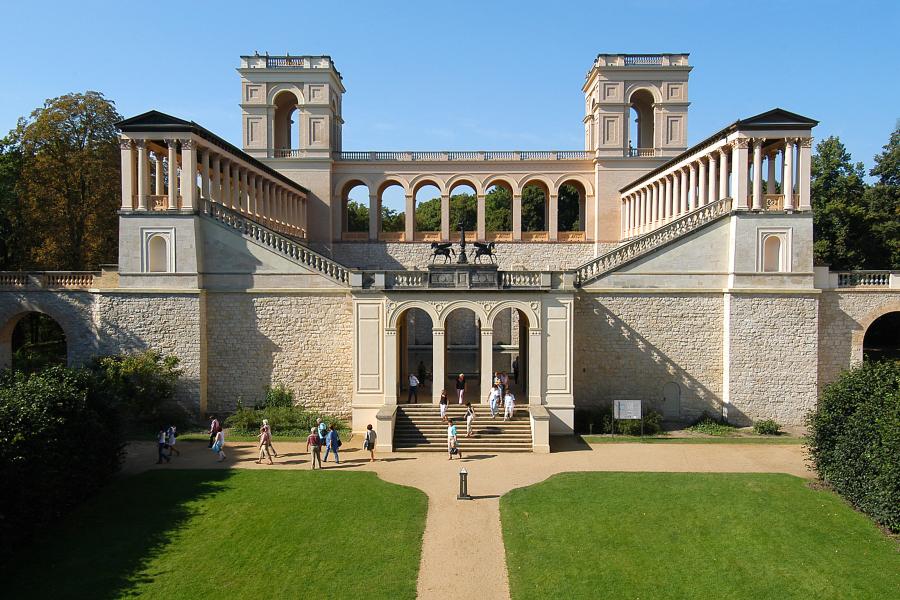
[465,402,476,437]
[439,389,449,423]
[488,384,501,419]
[324,424,341,464]
[306,427,322,470]
[447,418,462,460]
[512,356,519,385]
[503,389,516,421]
[455,373,466,405]
[408,372,420,404]
[363,424,377,462]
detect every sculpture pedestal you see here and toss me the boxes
[426,263,499,289]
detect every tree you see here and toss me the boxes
[346,200,368,232]
[485,186,512,232]
[521,185,546,232]
[415,196,441,231]
[558,184,582,231]
[449,192,476,232]
[863,123,900,268]
[0,137,24,269]
[810,136,871,269]
[9,92,122,270]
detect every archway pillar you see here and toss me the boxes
[431,327,445,403]
[513,193,522,240]
[480,328,493,404]
[440,194,450,241]
[476,194,486,241]
[368,193,378,240]
[404,194,415,241]
[548,193,559,241]
[384,328,398,405]
[528,328,542,406]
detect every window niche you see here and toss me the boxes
[142,228,175,273]
[757,228,791,273]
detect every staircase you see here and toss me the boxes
[394,405,533,452]
[575,197,732,286]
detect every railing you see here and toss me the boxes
[521,231,549,242]
[500,271,544,288]
[837,271,892,288]
[334,150,591,162]
[557,231,586,242]
[627,147,656,157]
[575,197,733,286]
[0,272,98,289]
[273,149,303,158]
[201,199,350,285]
[486,231,514,242]
[387,271,428,288]
[379,231,404,242]
[624,55,665,66]
[131,194,182,210]
[265,56,333,69]
[357,268,558,290]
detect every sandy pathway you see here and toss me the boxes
[125,438,811,599]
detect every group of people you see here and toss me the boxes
[156,425,180,464]
[305,419,377,469]
[488,384,517,421]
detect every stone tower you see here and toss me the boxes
[583,54,691,158]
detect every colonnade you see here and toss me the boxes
[120,137,308,238]
[620,136,812,238]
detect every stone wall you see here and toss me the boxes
[574,292,724,420]
[97,293,203,412]
[725,294,819,426]
[321,241,615,270]
[205,292,353,418]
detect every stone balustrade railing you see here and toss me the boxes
[836,271,894,288]
[353,267,564,290]
[334,150,592,162]
[0,272,99,289]
[202,199,348,285]
[576,197,733,286]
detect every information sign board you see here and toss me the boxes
[614,400,642,420]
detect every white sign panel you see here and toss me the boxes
[614,400,642,420]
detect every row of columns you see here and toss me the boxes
[620,137,812,238]
[120,138,308,238]
[358,190,588,242]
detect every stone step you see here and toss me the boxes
[395,405,532,452]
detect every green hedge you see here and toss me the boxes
[574,405,663,435]
[0,366,123,560]
[807,360,900,532]
[226,405,347,437]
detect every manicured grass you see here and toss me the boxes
[1,470,426,599]
[501,473,900,600]
[581,435,805,444]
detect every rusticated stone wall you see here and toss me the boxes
[573,292,724,420]
[205,292,353,417]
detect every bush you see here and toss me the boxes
[615,410,663,435]
[807,360,900,533]
[90,350,186,427]
[575,406,663,435]
[686,413,737,436]
[259,383,294,409]
[753,419,781,435]
[0,366,123,561]
[226,404,346,437]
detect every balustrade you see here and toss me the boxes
[837,271,891,288]
[334,150,590,162]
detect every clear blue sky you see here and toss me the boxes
[2,0,898,174]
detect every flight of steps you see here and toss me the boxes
[393,404,533,452]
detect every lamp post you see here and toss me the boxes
[457,468,472,500]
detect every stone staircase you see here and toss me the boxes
[394,404,533,452]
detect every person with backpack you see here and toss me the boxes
[447,418,462,460]
[324,424,341,464]
[363,424,377,462]
[306,427,322,469]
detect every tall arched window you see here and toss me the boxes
[273,91,299,152]
[762,235,782,272]
[148,235,169,272]
[629,89,655,152]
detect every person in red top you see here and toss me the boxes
[306,427,322,470]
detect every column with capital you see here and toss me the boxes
[119,139,134,210]
[697,158,707,207]
[549,192,559,240]
[731,139,749,210]
[431,328,445,404]
[180,139,197,210]
[210,154,220,204]
[136,140,149,210]
[200,148,210,200]
[650,183,658,225]
[783,139,795,210]
[512,193,522,240]
[752,138,764,210]
[240,168,249,214]
[707,152,718,203]
[166,139,178,210]
[404,193,415,241]
[154,152,164,197]
[719,146,730,201]
[663,176,671,221]
[798,138,812,211]
[231,165,240,213]
[480,328,493,404]
[220,159,231,209]
[679,168,688,214]
[476,193,486,241]
[441,194,450,241]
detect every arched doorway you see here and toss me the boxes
[273,91,299,152]
[444,307,481,403]
[341,181,370,238]
[396,307,433,403]
[629,89,655,153]
[490,307,529,399]
[863,311,900,362]
[2,312,67,373]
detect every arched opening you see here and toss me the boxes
[521,181,548,234]
[863,311,900,362]
[396,307,433,403]
[445,307,481,403]
[378,181,405,238]
[449,183,476,236]
[629,89,655,152]
[485,182,513,240]
[413,182,441,239]
[558,181,585,232]
[489,307,529,399]
[4,312,67,373]
[342,181,370,237]
[273,91,300,152]
[147,235,169,273]
[762,235,782,272]
[661,382,681,418]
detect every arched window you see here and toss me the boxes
[273,91,299,152]
[863,311,900,362]
[629,89,655,153]
[762,235,782,272]
[4,312,67,373]
[148,235,169,272]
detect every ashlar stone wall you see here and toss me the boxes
[574,292,724,420]
[205,292,353,417]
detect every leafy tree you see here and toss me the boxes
[0,137,24,269]
[449,192,476,233]
[485,186,512,232]
[346,200,368,232]
[380,205,404,232]
[8,92,122,270]
[90,350,185,426]
[521,185,546,232]
[810,137,870,269]
[415,196,441,231]
[558,183,582,231]
[863,123,900,268]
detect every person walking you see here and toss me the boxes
[208,414,220,448]
[464,402,476,437]
[166,425,180,458]
[417,360,428,392]
[262,418,278,458]
[324,424,341,464]
[500,371,509,394]
[256,424,274,465]
[503,389,516,421]
[447,418,462,460]
[408,373,420,403]
[363,424,377,462]
[512,356,519,385]
[156,426,170,464]
[488,384,501,419]
[317,418,328,447]
[306,427,322,470]
[455,373,466,405]
[212,428,226,462]
[439,389,449,423]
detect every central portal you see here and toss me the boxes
[445,307,480,403]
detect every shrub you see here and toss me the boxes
[90,350,186,427]
[807,360,900,533]
[753,419,781,435]
[574,406,612,434]
[0,366,123,561]
[259,383,294,409]
[226,404,346,437]
[615,410,663,435]
[686,413,737,436]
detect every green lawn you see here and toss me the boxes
[581,435,805,444]
[501,473,900,600]
[1,470,426,599]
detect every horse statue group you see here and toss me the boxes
[430,241,496,264]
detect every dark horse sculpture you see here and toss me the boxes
[473,242,497,264]
[430,242,456,264]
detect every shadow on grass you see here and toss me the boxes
[0,469,235,599]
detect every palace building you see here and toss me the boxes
[1,53,897,452]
